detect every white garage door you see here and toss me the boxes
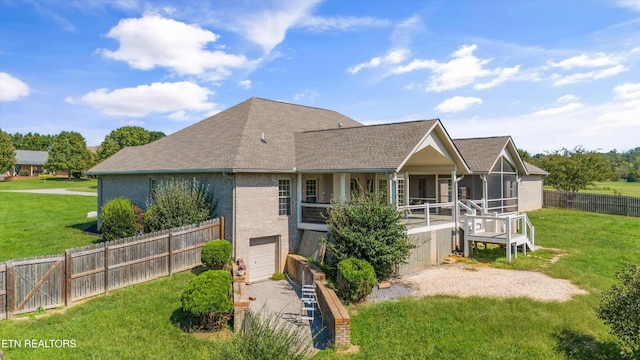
[249,236,278,282]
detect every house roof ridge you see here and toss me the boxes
[299,118,439,135]
[453,135,511,141]
[249,97,353,117]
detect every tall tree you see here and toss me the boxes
[45,131,94,179]
[538,146,613,192]
[0,129,16,175]
[97,126,165,162]
[11,132,54,150]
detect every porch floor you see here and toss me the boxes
[402,214,454,230]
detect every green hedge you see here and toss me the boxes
[180,270,233,331]
[201,240,232,270]
[337,258,377,304]
[101,197,137,241]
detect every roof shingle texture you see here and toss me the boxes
[295,120,438,170]
[453,136,511,173]
[15,150,48,165]
[88,98,362,174]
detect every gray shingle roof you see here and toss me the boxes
[15,150,48,165]
[524,161,548,175]
[295,120,439,171]
[87,98,362,174]
[453,136,526,174]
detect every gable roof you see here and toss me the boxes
[87,98,362,175]
[295,119,470,173]
[453,136,528,174]
[15,150,48,165]
[524,161,548,175]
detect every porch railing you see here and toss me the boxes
[397,201,454,227]
[300,202,331,224]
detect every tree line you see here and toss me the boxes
[0,126,165,179]
[520,146,640,192]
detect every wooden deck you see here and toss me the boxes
[402,214,454,231]
[465,232,530,246]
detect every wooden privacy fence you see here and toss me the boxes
[544,190,640,217]
[0,217,224,320]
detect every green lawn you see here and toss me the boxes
[0,176,97,192]
[545,181,640,197]
[0,192,99,262]
[1,209,638,359]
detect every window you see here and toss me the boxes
[366,179,374,193]
[397,179,405,206]
[279,179,291,216]
[305,179,317,203]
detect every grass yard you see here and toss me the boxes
[545,180,640,197]
[1,209,638,359]
[0,192,99,262]
[340,209,640,359]
[0,176,97,192]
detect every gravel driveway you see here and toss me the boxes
[370,265,588,303]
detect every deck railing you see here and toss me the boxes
[397,202,454,227]
[462,212,534,263]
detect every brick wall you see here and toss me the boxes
[232,263,249,332]
[285,254,351,350]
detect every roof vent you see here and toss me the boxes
[261,132,267,143]
[338,123,343,128]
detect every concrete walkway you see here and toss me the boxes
[247,278,328,352]
[0,189,97,196]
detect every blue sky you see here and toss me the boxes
[0,0,639,154]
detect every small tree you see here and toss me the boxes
[538,146,612,192]
[101,197,137,241]
[596,264,640,357]
[0,129,16,175]
[181,270,233,331]
[97,126,165,162]
[325,192,413,280]
[45,131,94,179]
[144,178,217,232]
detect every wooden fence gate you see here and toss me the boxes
[0,263,6,320]
[5,256,65,317]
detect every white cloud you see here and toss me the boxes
[100,14,252,77]
[293,89,319,101]
[612,0,640,11]
[298,15,390,31]
[435,96,482,113]
[0,72,30,102]
[531,102,584,116]
[552,64,627,86]
[392,44,521,92]
[238,80,252,90]
[557,94,579,102]
[66,81,217,117]
[348,49,410,74]
[613,82,640,99]
[548,52,621,69]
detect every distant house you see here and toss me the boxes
[88,98,541,281]
[15,150,48,176]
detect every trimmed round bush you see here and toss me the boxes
[101,197,137,241]
[337,258,377,304]
[181,270,233,331]
[201,240,232,270]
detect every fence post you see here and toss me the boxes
[6,261,14,318]
[104,245,109,293]
[220,217,225,240]
[65,250,72,306]
[168,233,173,276]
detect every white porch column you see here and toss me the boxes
[296,173,302,224]
[404,171,410,206]
[339,173,346,202]
[482,174,488,210]
[452,168,458,224]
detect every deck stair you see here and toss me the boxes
[463,212,535,263]
[300,271,316,322]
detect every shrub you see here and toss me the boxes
[201,240,232,270]
[337,258,377,304]
[101,197,137,241]
[181,270,233,331]
[212,307,310,359]
[18,169,30,177]
[270,272,285,281]
[144,177,217,232]
[132,205,145,233]
[325,192,413,280]
[596,264,640,357]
